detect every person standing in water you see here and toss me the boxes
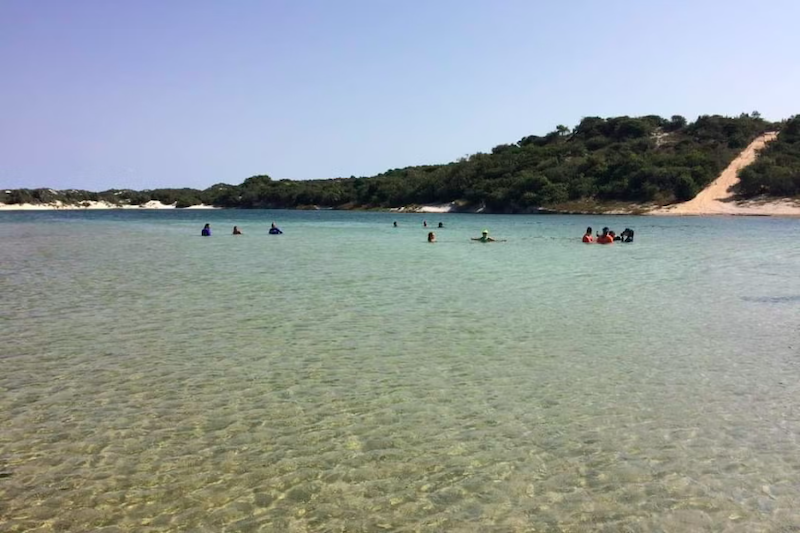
[596,227,614,244]
[438,222,444,228]
[472,230,496,242]
[423,220,428,227]
[201,223,211,236]
[621,228,634,242]
[232,226,242,235]
[428,232,436,243]
[393,221,398,227]
[582,227,593,243]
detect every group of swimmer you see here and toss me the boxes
[436,226,633,244]
[398,220,634,244]
[201,220,633,244]
[425,228,506,243]
[582,226,634,244]
[200,223,283,236]
[394,220,444,228]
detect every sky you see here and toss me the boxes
[1,0,799,191]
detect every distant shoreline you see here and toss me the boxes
[3,199,799,217]
[0,200,218,211]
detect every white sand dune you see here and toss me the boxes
[391,203,457,213]
[651,132,800,216]
[0,200,218,210]
[416,203,457,213]
[0,200,120,210]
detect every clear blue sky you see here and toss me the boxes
[1,0,798,190]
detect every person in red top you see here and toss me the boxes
[582,227,593,243]
[596,227,614,244]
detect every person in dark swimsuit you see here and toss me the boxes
[621,228,634,242]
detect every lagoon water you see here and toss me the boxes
[1,210,800,532]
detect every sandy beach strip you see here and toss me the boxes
[0,200,219,211]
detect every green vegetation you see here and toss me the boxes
[2,113,788,212]
[737,116,800,198]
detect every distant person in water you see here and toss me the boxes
[428,232,436,243]
[201,223,211,237]
[610,230,619,241]
[472,230,496,242]
[596,227,614,244]
[621,228,634,242]
[438,222,444,228]
[269,223,283,235]
[232,226,242,235]
[393,221,398,227]
[423,220,428,227]
[582,227,593,243]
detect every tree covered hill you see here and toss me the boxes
[2,113,790,212]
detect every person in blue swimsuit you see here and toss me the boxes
[201,223,211,236]
[269,223,283,235]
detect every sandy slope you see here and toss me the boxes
[651,132,800,216]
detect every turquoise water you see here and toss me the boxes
[1,210,800,532]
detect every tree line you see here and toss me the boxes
[2,113,789,212]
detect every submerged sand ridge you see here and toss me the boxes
[651,132,800,216]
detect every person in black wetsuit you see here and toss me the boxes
[269,223,283,235]
[621,228,634,242]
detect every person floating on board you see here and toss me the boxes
[232,226,242,235]
[201,223,211,237]
[582,227,593,243]
[269,223,283,235]
[472,230,497,242]
[428,232,436,243]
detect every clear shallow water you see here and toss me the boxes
[1,210,800,532]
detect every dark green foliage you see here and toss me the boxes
[666,115,687,132]
[3,114,789,211]
[738,116,800,197]
[673,174,699,201]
